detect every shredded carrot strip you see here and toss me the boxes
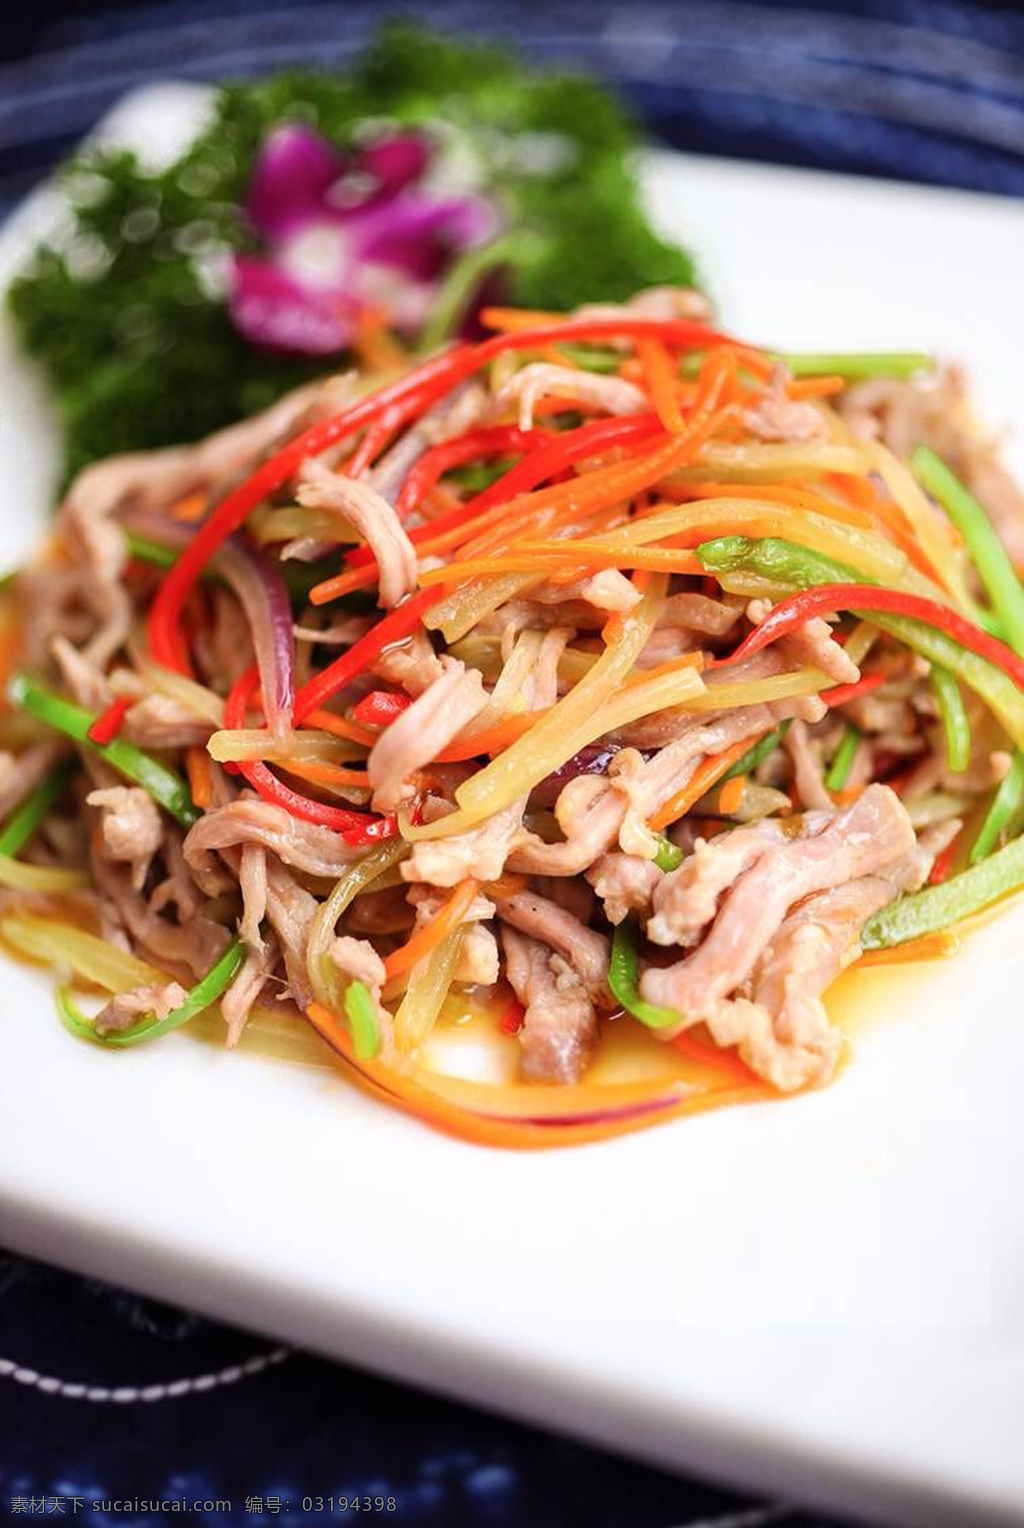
[383,879,481,982]
[433,710,549,763]
[479,306,568,332]
[648,735,756,830]
[281,759,373,790]
[540,344,579,368]
[305,1002,770,1148]
[618,360,700,407]
[352,305,406,372]
[637,338,686,433]
[834,782,865,806]
[684,479,877,532]
[170,490,207,523]
[456,478,648,560]
[718,773,746,814]
[418,545,704,586]
[301,708,377,748]
[452,398,733,552]
[826,471,874,509]
[452,391,739,571]
[0,618,19,713]
[601,568,651,644]
[786,375,846,399]
[306,564,379,602]
[673,1028,759,1082]
[422,484,464,519]
[728,345,774,381]
[620,651,705,690]
[825,472,950,580]
[307,430,663,602]
[698,347,741,407]
[857,930,959,965]
[186,745,212,808]
[547,563,593,586]
[482,872,529,901]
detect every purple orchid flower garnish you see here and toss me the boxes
[229,123,498,355]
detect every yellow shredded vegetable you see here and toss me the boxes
[0,858,88,892]
[1,913,160,988]
[561,498,914,589]
[425,573,542,643]
[682,667,831,711]
[207,727,365,765]
[393,925,466,1053]
[865,440,972,611]
[248,504,358,547]
[132,654,225,724]
[307,838,408,1011]
[843,621,879,668]
[0,912,326,1066]
[668,440,869,483]
[406,575,669,840]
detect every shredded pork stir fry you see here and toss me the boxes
[3,291,1024,1147]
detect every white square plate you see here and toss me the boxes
[2,84,1024,1528]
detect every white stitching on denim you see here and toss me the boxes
[0,1346,289,1402]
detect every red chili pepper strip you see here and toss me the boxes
[86,694,133,745]
[342,413,663,575]
[292,589,440,724]
[395,425,551,519]
[147,344,478,671]
[225,665,395,839]
[928,832,960,885]
[346,407,402,478]
[241,758,394,836]
[149,317,734,669]
[497,997,525,1034]
[819,672,886,708]
[722,584,1024,691]
[352,689,413,727]
[465,411,664,514]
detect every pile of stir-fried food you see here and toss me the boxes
[3,288,1024,1146]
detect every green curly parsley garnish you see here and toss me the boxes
[7,21,696,486]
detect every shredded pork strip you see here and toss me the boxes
[509,703,795,876]
[86,786,163,891]
[500,926,598,1084]
[367,657,488,812]
[296,458,418,608]
[0,740,65,822]
[640,786,916,1078]
[401,627,570,888]
[784,720,834,812]
[742,366,827,443]
[221,940,277,1048]
[587,851,664,925]
[496,888,611,1005]
[496,364,646,431]
[184,798,364,884]
[744,842,932,1089]
[90,848,230,980]
[647,816,805,949]
[95,980,189,1038]
[408,886,499,986]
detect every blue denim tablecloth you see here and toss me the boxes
[1,5,1022,1526]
